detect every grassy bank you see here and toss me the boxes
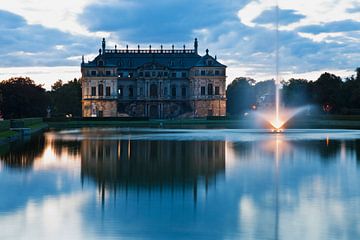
[0,118,48,144]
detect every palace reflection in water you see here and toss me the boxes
[0,128,360,240]
[80,138,225,203]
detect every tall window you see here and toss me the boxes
[106,86,111,96]
[181,72,187,78]
[91,70,97,76]
[171,86,176,98]
[150,84,158,98]
[201,70,206,76]
[208,83,213,95]
[118,86,123,97]
[129,86,134,97]
[91,87,96,96]
[98,84,104,96]
[106,70,111,76]
[215,86,220,95]
[201,86,206,96]
[181,87,186,97]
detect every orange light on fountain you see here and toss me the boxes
[269,117,285,133]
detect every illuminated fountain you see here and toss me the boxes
[255,3,308,133]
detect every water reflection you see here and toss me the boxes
[80,139,225,204]
[0,129,360,239]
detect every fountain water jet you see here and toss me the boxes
[254,2,309,132]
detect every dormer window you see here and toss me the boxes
[207,60,213,66]
[98,60,104,66]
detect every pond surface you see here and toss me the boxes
[0,128,360,240]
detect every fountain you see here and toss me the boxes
[254,2,308,133]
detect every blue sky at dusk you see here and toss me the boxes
[0,0,359,89]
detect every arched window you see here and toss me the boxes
[171,86,177,98]
[98,60,104,67]
[150,84,158,98]
[98,84,104,96]
[208,83,213,95]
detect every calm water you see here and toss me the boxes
[0,128,360,240]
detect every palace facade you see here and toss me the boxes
[81,38,226,118]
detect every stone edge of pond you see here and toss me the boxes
[0,123,49,146]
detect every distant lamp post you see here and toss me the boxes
[46,106,51,118]
[323,103,333,113]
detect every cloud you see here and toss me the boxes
[0,10,26,28]
[347,5,360,13]
[253,7,305,26]
[0,10,98,67]
[297,20,360,34]
[79,0,250,43]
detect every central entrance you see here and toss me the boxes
[149,105,159,118]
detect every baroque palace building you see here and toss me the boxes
[81,38,226,118]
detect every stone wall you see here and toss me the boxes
[194,99,226,117]
[82,100,117,117]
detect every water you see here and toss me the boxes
[0,128,360,240]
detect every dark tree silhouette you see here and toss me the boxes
[0,77,49,119]
[226,77,256,116]
[50,78,82,117]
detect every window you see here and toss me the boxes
[145,72,150,77]
[129,86,134,97]
[118,72,123,78]
[164,72,168,77]
[182,72,187,78]
[215,86,220,95]
[171,72,176,78]
[106,86,111,96]
[201,86,206,96]
[139,72,144,77]
[181,87,186,97]
[98,84,104,96]
[207,60,213,66]
[201,70,206,76]
[171,86,176,98]
[208,83,213,95]
[91,70,97,76]
[128,72,133,78]
[164,87,168,96]
[106,70,111,76]
[91,87,96,96]
[152,72,156,77]
[215,70,220,76]
[150,84,158,98]
[98,60,104,66]
[118,87,123,97]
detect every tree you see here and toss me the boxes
[356,67,360,81]
[313,72,343,112]
[49,78,82,117]
[282,79,313,107]
[226,77,256,116]
[0,77,49,119]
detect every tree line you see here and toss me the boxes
[227,68,360,116]
[0,68,359,119]
[0,77,81,119]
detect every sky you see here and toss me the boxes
[0,0,359,89]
